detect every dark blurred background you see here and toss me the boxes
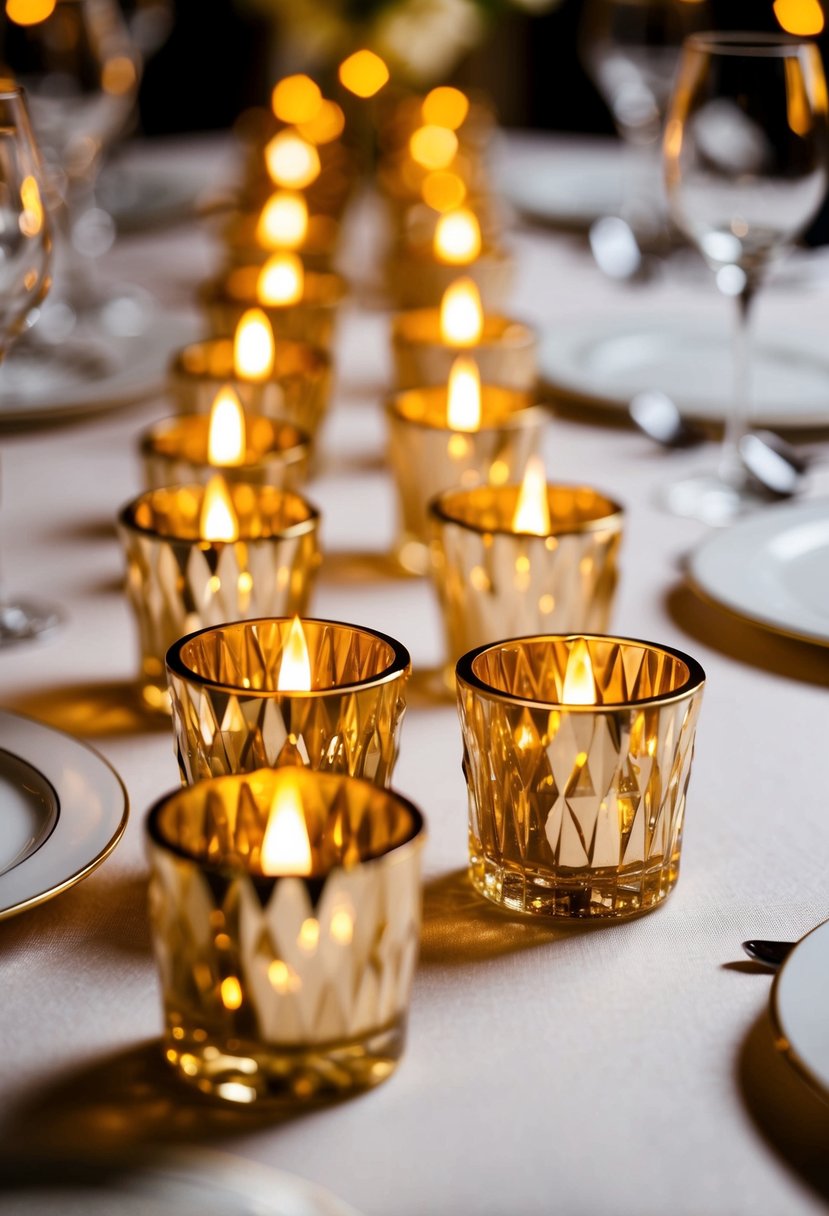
[138,0,827,135]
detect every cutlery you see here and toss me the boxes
[741,938,795,968]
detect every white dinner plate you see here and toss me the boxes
[0,710,128,919]
[0,310,201,426]
[0,1149,363,1216]
[771,919,829,1101]
[539,314,829,429]
[687,499,829,647]
[494,132,625,229]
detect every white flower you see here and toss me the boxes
[372,0,485,83]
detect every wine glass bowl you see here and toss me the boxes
[662,33,829,524]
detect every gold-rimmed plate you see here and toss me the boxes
[0,710,128,919]
[771,919,829,1101]
[687,499,829,647]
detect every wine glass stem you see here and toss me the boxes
[719,282,755,485]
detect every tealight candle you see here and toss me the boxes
[166,616,410,787]
[240,119,355,221]
[429,460,624,682]
[387,352,545,574]
[392,277,537,391]
[141,384,312,490]
[118,479,321,713]
[170,308,332,439]
[456,634,706,919]
[200,253,346,352]
[386,207,514,310]
[222,192,341,271]
[146,765,425,1103]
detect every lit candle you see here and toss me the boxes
[256,191,309,251]
[386,351,545,575]
[140,384,311,492]
[265,130,321,191]
[392,276,537,392]
[428,470,624,680]
[433,208,482,266]
[117,483,321,713]
[456,634,706,919]
[166,617,411,787]
[145,764,425,1103]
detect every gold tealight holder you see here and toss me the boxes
[140,413,311,492]
[146,766,426,1104]
[386,244,514,312]
[430,475,624,682]
[457,634,706,920]
[170,321,331,440]
[118,483,320,713]
[200,262,346,353]
[166,617,410,787]
[387,369,545,575]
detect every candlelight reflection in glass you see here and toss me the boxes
[430,461,624,682]
[166,616,410,786]
[457,634,705,919]
[392,277,537,391]
[146,766,425,1103]
[387,352,545,574]
[118,480,320,713]
[141,384,311,490]
[202,252,345,352]
[170,308,331,438]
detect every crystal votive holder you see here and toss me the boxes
[387,386,545,574]
[146,766,426,1104]
[385,246,514,311]
[140,414,311,492]
[392,308,537,391]
[429,483,624,681]
[221,209,340,270]
[166,617,411,787]
[457,634,705,920]
[200,266,346,353]
[170,337,331,438]
[118,486,320,714]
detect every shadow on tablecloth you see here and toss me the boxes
[737,1008,829,1203]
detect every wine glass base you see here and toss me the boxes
[659,472,770,527]
[0,600,62,647]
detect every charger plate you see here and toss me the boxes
[771,919,829,1101]
[0,710,128,919]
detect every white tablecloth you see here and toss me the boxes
[1,133,829,1216]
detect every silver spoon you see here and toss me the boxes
[741,939,795,969]
[629,390,707,447]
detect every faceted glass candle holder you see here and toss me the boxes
[140,414,311,491]
[166,617,410,787]
[170,337,331,439]
[146,766,425,1104]
[118,486,320,714]
[392,308,537,391]
[385,246,515,311]
[200,266,346,353]
[387,386,545,575]
[430,484,624,681]
[456,635,705,920]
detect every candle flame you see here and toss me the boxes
[256,191,309,250]
[207,386,246,467]
[233,308,275,381]
[446,355,481,431]
[271,74,322,125]
[261,774,313,876]
[409,124,458,171]
[422,86,469,131]
[265,131,321,190]
[298,99,345,145]
[258,252,305,305]
[562,638,597,706]
[440,277,484,347]
[199,475,239,542]
[6,0,57,24]
[422,170,466,212]
[277,616,312,691]
[774,0,824,35]
[338,49,389,98]
[512,457,551,535]
[434,208,482,265]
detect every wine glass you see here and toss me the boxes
[580,0,711,255]
[0,84,57,643]
[0,0,141,331]
[663,32,829,524]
